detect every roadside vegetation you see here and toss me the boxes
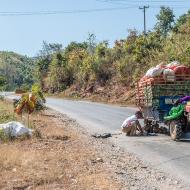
[32,7,190,103]
[0,6,190,189]
[0,99,122,189]
[0,51,35,91]
[0,83,46,142]
[1,7,190,104]
[0,100,15,125]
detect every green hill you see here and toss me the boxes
[0,51,35,91]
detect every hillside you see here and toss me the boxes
[30,8,190,104]
[0,51,35,90]
[1,7,190,105]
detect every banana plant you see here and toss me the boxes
[14,93,37,127]
[14,84,46,127]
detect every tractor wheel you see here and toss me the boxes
[169,122,182,141]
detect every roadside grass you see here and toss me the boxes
[0,100,16,142]
[0,102,121,189]
[0,100,39,142]
[0,100,15,123]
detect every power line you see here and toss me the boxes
[98,0,190,2]
[151,5,190,8]
[0,1,188,17]
[96,0,190,6]
[96,0,190,10]
[0,6,137,17]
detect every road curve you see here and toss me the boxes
[46,98,137,133]
[6,95,190,185]
[46,98,190,185]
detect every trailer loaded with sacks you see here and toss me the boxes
[136,61,190,140]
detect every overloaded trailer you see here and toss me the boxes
[136,71,190,140]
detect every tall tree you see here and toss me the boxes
[155,6,175,37]
[36,41,63,90]
[86,33,97,55]
[173,10,190,32]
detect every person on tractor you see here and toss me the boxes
[121,111,144,136]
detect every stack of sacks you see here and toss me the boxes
[163,61,178,82]
[140,61,190,83]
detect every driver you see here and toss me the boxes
[121,111,144,136]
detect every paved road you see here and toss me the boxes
[46,98,137,133]
[6,95,190,185]
[46,98,190,185]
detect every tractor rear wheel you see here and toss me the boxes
[170,122,182,141]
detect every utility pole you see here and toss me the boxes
[139,6,149,35]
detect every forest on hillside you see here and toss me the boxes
[0,52,34,91]
[1,6,190,103]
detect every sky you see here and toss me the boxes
[0,0,189,56]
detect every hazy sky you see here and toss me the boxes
[0,0,189,56]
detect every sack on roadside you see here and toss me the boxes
[0,121,33,137]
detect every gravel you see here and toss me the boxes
[54,110,190,190]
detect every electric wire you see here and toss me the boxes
[0,0,188,17]
[0,6,138,16]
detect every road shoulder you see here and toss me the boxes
[0,99,188,189]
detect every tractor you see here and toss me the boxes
[136,74,190,141]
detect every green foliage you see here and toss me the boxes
[0,75,6,86]
[0,75,6,91]
[65,41,88,54]
[0,52,35,90]
[36,41,63,91]
[173,10,190,32]
[31,83,46,103]
[14,84,46,118]
[86,33,97,55]
[0,104,15,142]
[32,7,190,93]
[0,128,10,142]
[0,112,13,124]
[155,6,175,37]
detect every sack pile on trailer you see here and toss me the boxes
[136,61,190,107]
[141,61,190,82]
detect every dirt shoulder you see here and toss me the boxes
[0,100,188,190]
[0,107,121,189]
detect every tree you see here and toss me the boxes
[86,33,97,55]
[155,6,175,37]
[0,75,6,91]
[173,10,190,32]
[36,41,63,91]
[64,41,88,55]
[16,56,35,88]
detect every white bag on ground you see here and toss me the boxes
[0,122,33,137]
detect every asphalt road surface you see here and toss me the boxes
[6,95,190,185]
[46,98,190,185]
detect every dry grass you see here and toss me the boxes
[0,100,121,190]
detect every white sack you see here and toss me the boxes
[163,68,175,81]
[0,122,33,137]
[145,66,163,77]
[166,61,180,68]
